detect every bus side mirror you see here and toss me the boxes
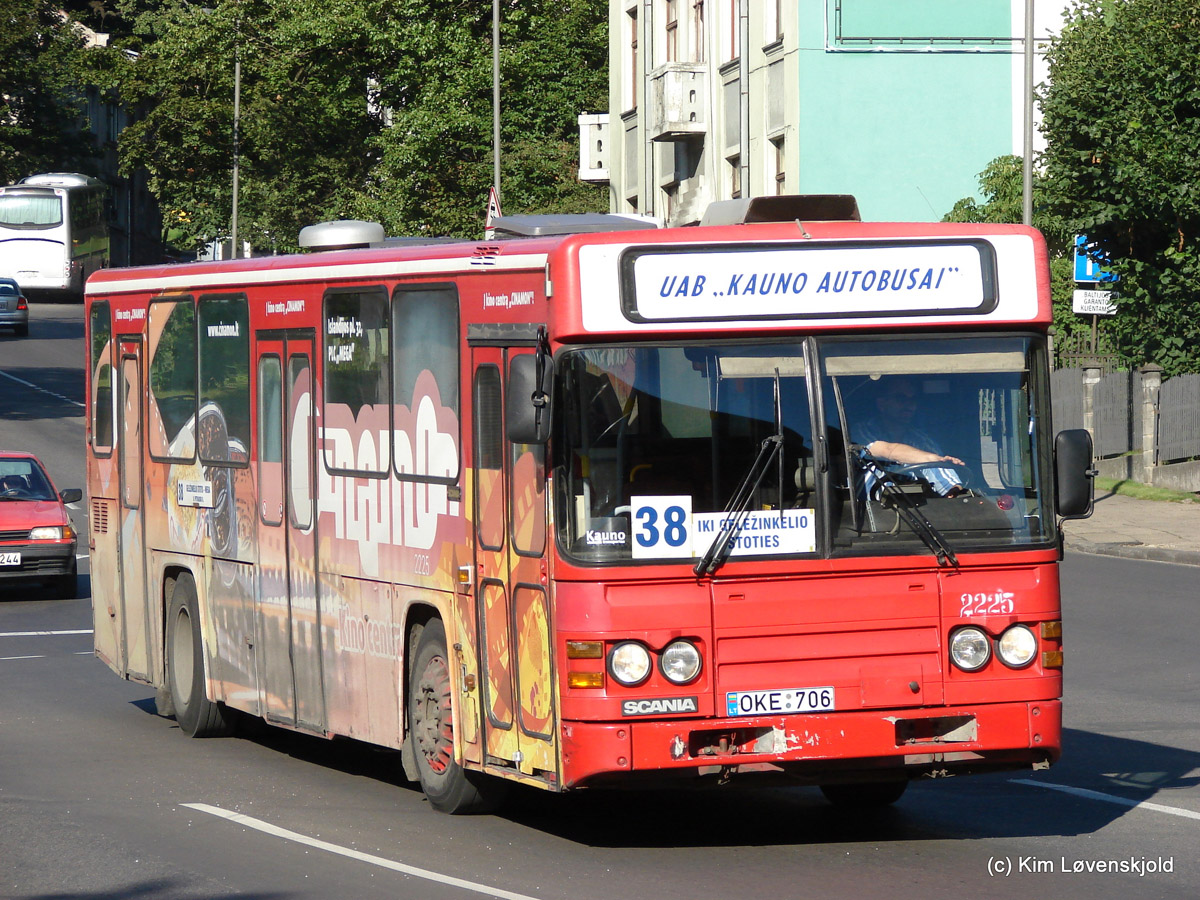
[507,353,553,445]
[1054,429,1095,519]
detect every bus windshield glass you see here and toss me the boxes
[0,193,63,229]
[553,335,1054,564]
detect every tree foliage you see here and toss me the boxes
[0,1,95,185]
[1039,0,1200,376]
[95,0,607,253]
[943,155,1079,347]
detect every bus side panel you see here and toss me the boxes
[89,494,123,673]
[320,573,402,749]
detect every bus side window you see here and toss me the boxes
[89,300,114,454]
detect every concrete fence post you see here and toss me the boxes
[1138,364,1162,483]
[1082,365,1101,442]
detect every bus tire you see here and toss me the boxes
[407,619,507,814]
[819,780,908,808]
[166,573,232,738]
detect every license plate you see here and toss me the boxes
[726,686,835,717]
[0,552,20,566]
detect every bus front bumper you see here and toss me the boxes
[559,700,1060,789]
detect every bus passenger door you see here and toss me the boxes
[471,348,557,783]
[116,342,151,680]
[254,334,322,730]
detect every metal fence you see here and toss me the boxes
[1051,365,1200,490]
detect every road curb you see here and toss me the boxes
[1065,536,1200,567]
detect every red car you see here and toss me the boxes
[0,453,81,598]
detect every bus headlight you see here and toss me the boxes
[997,625,1038,669]
[949,626,991,672]
[660,640,702,685]
[608,641,652,686]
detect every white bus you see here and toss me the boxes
[0,173,109,299]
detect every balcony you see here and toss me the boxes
[647,63,707,141]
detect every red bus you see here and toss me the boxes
[84,196,1094,813]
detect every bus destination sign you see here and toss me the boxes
[622,241,994,322]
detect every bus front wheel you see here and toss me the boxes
[407,619,507,814]
[166,573,233,738]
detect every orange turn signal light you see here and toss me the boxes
[1042,650,1063,669]
[568,671,604,689]
[1041,621,1062,640]
[566,640,603,659]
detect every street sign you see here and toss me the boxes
[1073,289,1117,316]
[1074,235,1119,283]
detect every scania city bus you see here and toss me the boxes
[84,195,1093,812]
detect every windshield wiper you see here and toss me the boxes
[859,455,959,567]
[694,434,782,577]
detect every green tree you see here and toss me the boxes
[1039,0,1200,376]
[98,0,607,252]
[355,0,608,237]
[943,155,1083,351]
[0,1,95,185]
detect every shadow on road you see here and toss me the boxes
[0,367,85,418]
[118,704,1200,849]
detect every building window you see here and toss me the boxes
[728,0,740,60]
[693,0,705,62]
[771,136,786,195]
[728,155,741,199]
[666,0,678,62]
[765,0,783,44]
[628,7,639,110]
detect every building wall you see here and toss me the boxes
[604,0,1065,227]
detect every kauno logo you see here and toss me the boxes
[586,529,626,545]
[622,697,699,716]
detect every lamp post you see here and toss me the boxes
[1022,0,1034,226]
[492,0,501,206]
[231,51,240,258]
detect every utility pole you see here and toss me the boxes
[1022,0,1034,226]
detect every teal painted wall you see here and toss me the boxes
[796,0,1015,221]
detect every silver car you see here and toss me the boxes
[0,277,29,336]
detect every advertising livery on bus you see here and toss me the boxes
[0,173,109,300]
[84,195,1094,813]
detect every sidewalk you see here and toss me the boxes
[1062,490,1200,566]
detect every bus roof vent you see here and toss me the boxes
[19,173,103,188]
[298,219,385,251]
[488,213,660,239]
[700,194,861,227]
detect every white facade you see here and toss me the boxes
[601,0,800,226]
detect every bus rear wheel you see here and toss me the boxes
[407,619,507,814]
[819,780,908,808]
[166,573,233,738]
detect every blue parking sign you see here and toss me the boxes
[1074,235,1119,283]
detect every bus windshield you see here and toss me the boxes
[553,335,1054,564]
[0,193,63,229]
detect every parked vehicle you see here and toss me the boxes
[0,453,81,598]
[0,277,29,336]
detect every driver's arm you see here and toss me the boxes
[867,440,963,467]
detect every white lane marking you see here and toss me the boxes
[183,803,542,900]
[0,655,44,660]
[1014,778,1200,821]
[0,369,85,407]
[0,629,93,637]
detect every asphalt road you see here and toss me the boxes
[2,301,1198,899]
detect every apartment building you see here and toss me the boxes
[583,1,1066,226]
